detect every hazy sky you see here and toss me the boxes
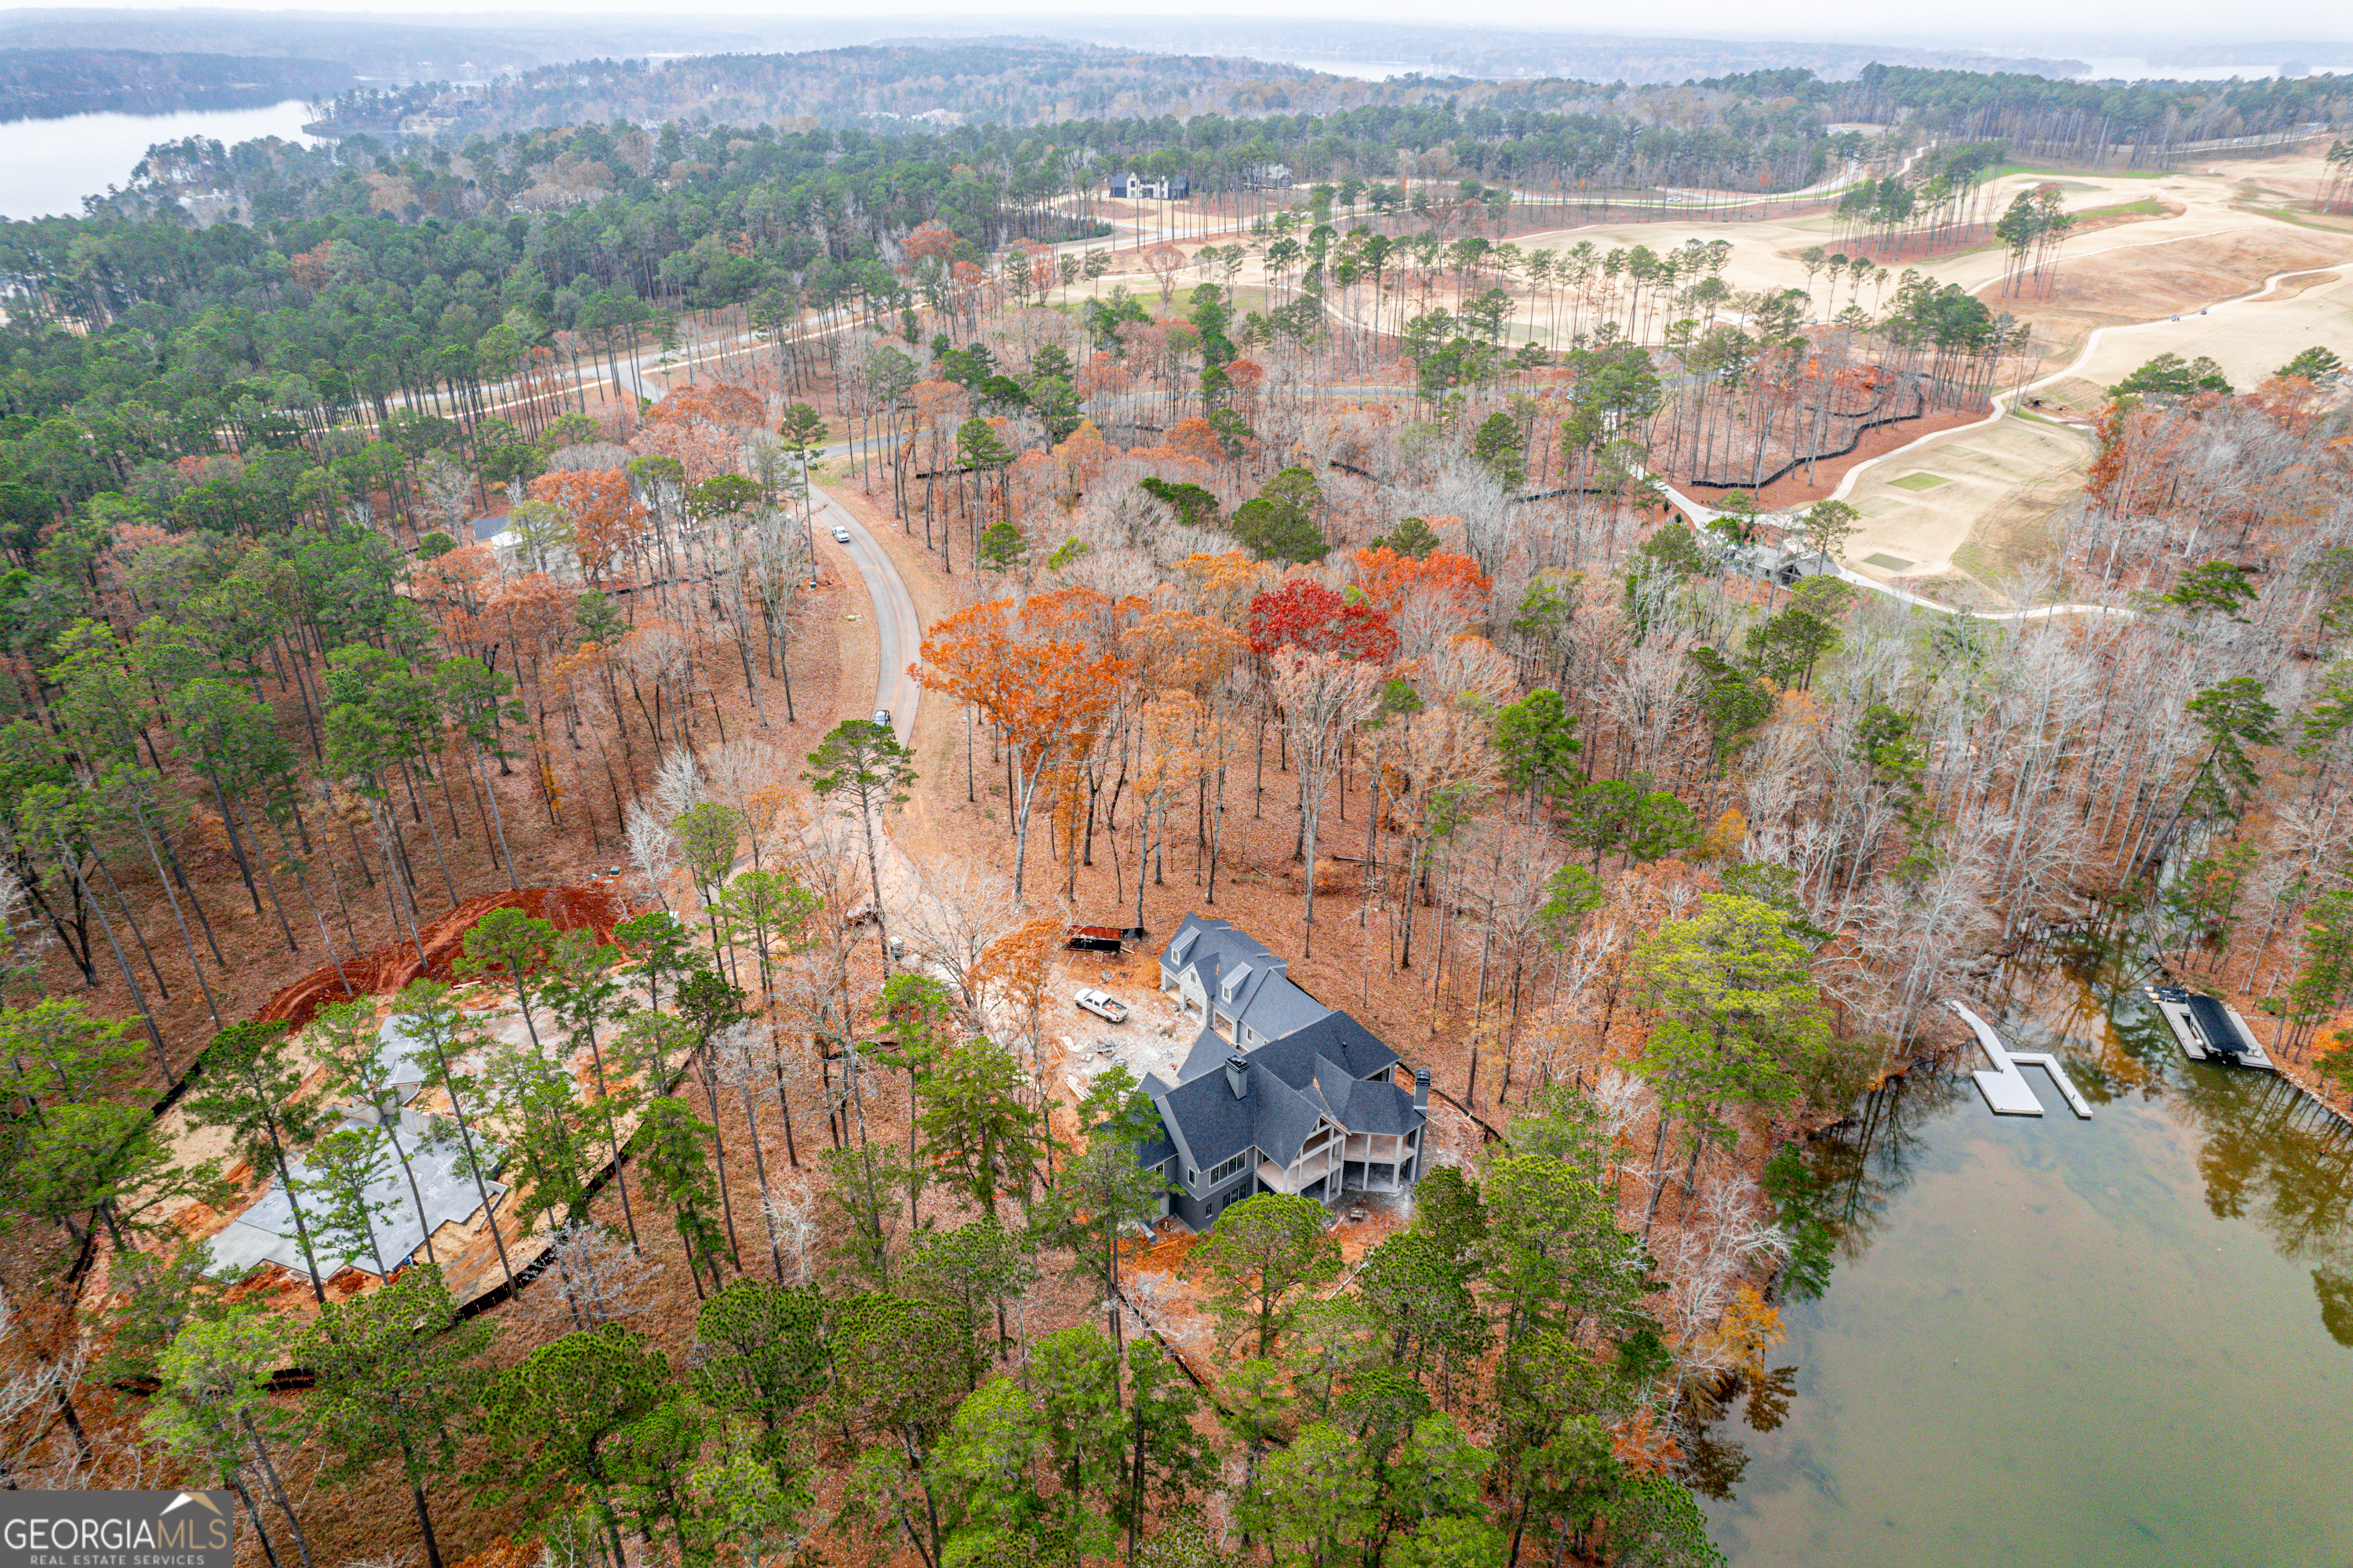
[33,0,2353,49]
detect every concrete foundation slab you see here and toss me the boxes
[205,1114,507,1280]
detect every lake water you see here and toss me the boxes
[0,100,322,220]
[1705,983,2353,1564]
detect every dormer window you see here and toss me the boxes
[1220,961,1253,1002]
[1167,929,1199,967]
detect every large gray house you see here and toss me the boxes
[1107,170,1191,200]
[1136,914,1428,1228]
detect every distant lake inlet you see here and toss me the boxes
[0,100,322,220]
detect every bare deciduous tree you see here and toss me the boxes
[536,1221,663,1330]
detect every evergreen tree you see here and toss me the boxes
[1230,467,1327,565]
[689,1276,827,1475]
[1188,1193,1343,1359]
[638,1093,733,1297]
[456,907,560,1052]
[182,1021,333,1304]
[147,1309,315,1568]
[475,1324,675,1568]
[805,719,918,977]
[301,1264,492,1568]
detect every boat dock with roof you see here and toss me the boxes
[2148,985,2278,1071]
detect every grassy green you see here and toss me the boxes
[2235,203,2353,235]
[1889,472,1951,492]
[1981,164,2166,182]
[2075,197,2170,220]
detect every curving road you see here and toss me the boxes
[482,329,925,736]
[810,483,922,743]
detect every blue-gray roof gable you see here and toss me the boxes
[1154,1070,1257,1171]
[1164,919,1282,999]
[1238,975,1327,1042]
[1245,1060,1324,1165]
[1175,1025,1234,1084]
[1275,1011,1401,1082]
[1147,1007,1421,1174]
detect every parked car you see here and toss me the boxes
[1074,988,1129,1024]
[831,524,853,544]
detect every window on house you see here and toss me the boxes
[1208,1151,1247,1187]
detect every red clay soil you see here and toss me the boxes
[1745,406,1989,511]
[1664,404,1989,514]
[253,882,632,1034]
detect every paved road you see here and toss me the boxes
[484,334,925,735]
[812,484,922,743]
[609,347,911,717]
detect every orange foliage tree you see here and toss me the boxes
[1174,551,1268,628]
[914,588,1129,898]
[1350,544,1493,618]
[1162,416,1231,469]
[1352,543,1496,660]
[643,383,764,433]
[411,544,500,651]
[904,221,959,269]
[528,470,646,585]
[1126,608,1246,696]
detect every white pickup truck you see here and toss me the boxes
[1073,988,1129,1024]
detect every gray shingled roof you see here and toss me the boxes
[1175,1026,1235,1084]
[1244,1060,1324,1165]
[1239,975,1328,1042]
[1149,1006,1421,1174]
[1163,915,1271,982]
[1272,1012,1400,1082]
[1130,1073,1180,1170]
[1155,1070,1257,1170]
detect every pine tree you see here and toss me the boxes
[301,1264,491,1568]
[475,1324,675,1568]
[1187,1194,1342,1359]
[182,1022,333,1304]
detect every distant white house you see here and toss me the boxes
[1109,171,1191,200]
[1714,536,1840,588]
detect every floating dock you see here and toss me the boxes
[2147,985,2278,1071]
[1946,999,2093,1119]
[2008,1053,2095,1118]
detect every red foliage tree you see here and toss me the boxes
[1246,578,1398,664]
[904,222,959,269]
